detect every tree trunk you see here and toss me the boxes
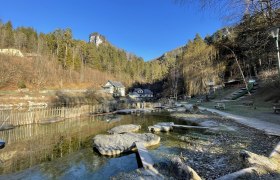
[223,45,251,95]
[80,55,84,82]
[64,44,67,68]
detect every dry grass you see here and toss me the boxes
[258,69,278,82]
[199,78,280,124]
[0,55,132,90]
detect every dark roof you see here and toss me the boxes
[133,88,143,92]
[108,80,125,88]
[143,89,153,95]
[130,92,140,96]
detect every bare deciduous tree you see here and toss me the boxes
[175,0,280,23]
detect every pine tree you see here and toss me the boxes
[3,21,14,48]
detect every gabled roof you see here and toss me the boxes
[132,88,153,95]
[133,88,143,93]
[108,80,125,88]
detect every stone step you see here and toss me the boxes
[135,142,154,169]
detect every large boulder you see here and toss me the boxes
[170,157,201,180]
[93,133,160,156]
[108,124,141,134]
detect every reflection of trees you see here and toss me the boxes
[0,116,108,174]
[0,114,175,175]
[38,149,108,178]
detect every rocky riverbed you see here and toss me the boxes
[113,111,280,179]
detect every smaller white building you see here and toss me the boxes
[102,80,125,97]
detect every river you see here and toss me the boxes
[0,112,279,179]
[0,113,195,179]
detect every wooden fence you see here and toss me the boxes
[0,103,115,127]
[0,102,161,127]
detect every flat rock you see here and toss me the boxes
[175,107,187,112]
[105,115,121,123]
[170,113,209,124]
[93,133,160,156]
[148,122,174,132]
[108,124,141,134]
[116,109,152,115]
[166,108,176,112]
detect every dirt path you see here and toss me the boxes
[199,106,280,136]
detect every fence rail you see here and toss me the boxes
[0,102,161,127]
[0,104,115,127]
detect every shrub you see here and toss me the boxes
[17,81,26,89]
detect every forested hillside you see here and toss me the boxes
[153,1,280,98]
[0,21,167,89]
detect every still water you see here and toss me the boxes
[0,114,195,179]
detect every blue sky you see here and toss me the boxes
[0,0,223,60]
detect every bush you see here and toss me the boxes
[85,89,100,103]
[17,81,26,89]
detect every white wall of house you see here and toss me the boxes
[103,81,125,97]
[104,82,114,94]
[105,87,114,94]
[119,88,125,97]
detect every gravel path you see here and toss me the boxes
[200,106,280,136]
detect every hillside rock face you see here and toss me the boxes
[93,133,160,156]
[89,32,105,46]
[0,49,24,57]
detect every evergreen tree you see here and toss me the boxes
[3,21,14,48]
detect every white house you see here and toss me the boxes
[102,80,125,97]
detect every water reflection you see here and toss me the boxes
[0,148,138,180]
[0,114,176,177]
